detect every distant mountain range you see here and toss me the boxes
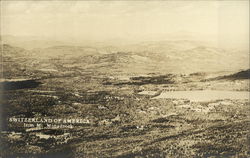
[1,39,249,74]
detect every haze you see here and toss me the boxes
[1,1,249,49]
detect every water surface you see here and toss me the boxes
[152,90,249,102]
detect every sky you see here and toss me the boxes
[1,1,249,47]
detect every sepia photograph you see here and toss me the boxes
[0,0,249,157]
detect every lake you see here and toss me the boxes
[150,90,249,102]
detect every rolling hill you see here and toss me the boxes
[1,40,249,75]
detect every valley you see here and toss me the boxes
[0,43,249,158]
